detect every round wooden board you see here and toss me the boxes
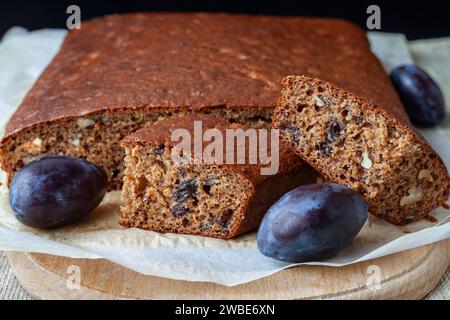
[7,239,449,300]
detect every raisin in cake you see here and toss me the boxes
[1,13,385,189]
[273,75,449,225]
[120,115,316,238]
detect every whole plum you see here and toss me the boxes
[390,65,445,127]
[257,183,368,263]
[9,155,108,228]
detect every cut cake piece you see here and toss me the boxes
[120,114,316,238]
[273,75,449,225]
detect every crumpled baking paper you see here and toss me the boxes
[0,28,448,286]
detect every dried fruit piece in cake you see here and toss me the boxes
[120,115,316,238]
[273,75,449,225]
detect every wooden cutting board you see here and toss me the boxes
[7,239,449,299]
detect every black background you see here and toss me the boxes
[0,0,449,39]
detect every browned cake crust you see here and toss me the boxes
[273,75,450,225]
[120,114,316,238]
[0,13,385,188]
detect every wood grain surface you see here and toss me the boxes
[7,239,449,300]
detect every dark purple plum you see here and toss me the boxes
[257,183,368,263]
[390,65,445,127]
[9,155,108,228]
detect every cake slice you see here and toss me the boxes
[273,75,449,225]
[120,114,316,238]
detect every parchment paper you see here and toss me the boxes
[0,29,448,286]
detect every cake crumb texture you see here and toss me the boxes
[273,76,450,225]
[120,114,316,238]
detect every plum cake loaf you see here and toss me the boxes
[273,76,450,225]
[120,114,316,238]
[1,13,391,189]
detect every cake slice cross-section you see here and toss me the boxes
[273,75,449,225]
[120,114,316,238]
